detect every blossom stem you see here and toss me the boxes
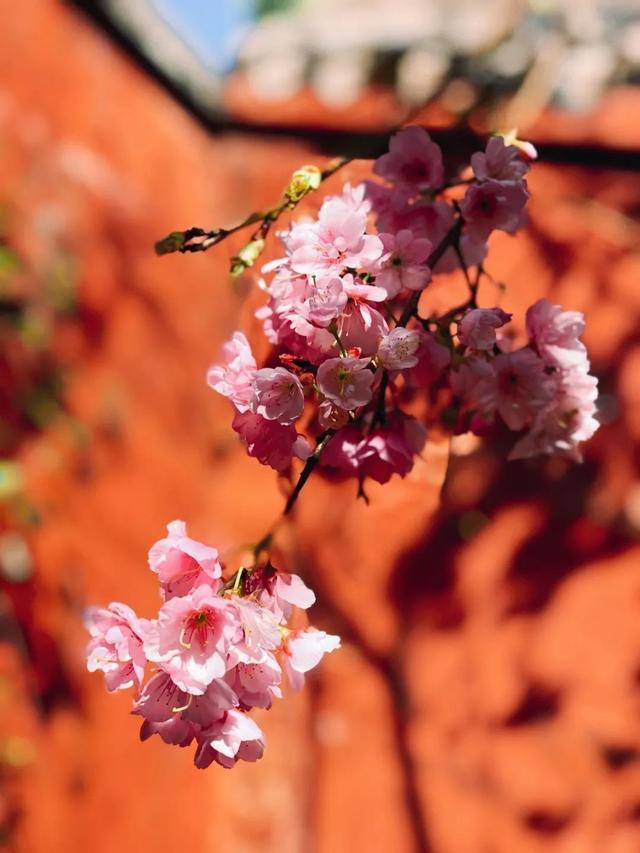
[453,242,478,308]
[329,324,347,357]
[283,430,335,516]
[155,157,352,256]
[371,218,465,428]
[396,218,464,328]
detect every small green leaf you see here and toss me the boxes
[154,231,186,255]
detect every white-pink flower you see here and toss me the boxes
[375,229,432,297]
[232,410,311,472]
[225,652,282,710]
[251,366,304,425]
[471,136,530,183]
[194,709,265,769]
[339,182,372,218]
[341,273,388,303]
[526,298,587,370]
[144,585,239,695]
[207,332,257,412]
[337,301,389,356]
[290,196,382,276]
[134,669,236,724]
[460,180,528,240]
[403,329,451,387]
[458,307,512,351]
[304,274,348,327]
[373,126,444,191]
[282,628,341,691]
[258,571,316,623]
[317,399,349,430]
[230,596,281,658]
[509,365,599,461]
[148,520,222,599]
[321,413,427,484]
[375,198,487,275]
[316,356,375,411]
[85,602,149,693]
[378,327,423,370]
[462,349,555,431]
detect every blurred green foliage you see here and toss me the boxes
[254,0,297,18]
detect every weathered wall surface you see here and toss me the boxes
[1,3,640,852]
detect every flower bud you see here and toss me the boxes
[284,165,322,206]
[230,238,266,277]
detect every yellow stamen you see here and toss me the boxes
[178,626,192,649]
[171,694,193,714]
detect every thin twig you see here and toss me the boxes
[155,157,352,256]
[396,218,464,328]
[283,430,335,516]
[371,218,464,427]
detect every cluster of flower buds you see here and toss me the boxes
[207,127,599,483]
[85,521,339,769]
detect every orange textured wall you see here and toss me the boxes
[1,3,640,853]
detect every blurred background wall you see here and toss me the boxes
[1,1,640,851]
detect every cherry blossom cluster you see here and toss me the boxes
[85,521,339,769]
[453,300,599,459]
[86,126,600,771]
[207,127,599,483]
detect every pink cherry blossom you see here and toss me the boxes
[341,273,388,303]
[374,126,444,191]
[403,329,451,387]
[304,274,347,327]
[458,307,512,351]
[87,126,605,775]
[364,416,427,484]
[230,596,281,657]
[378,327,423,370]
[471,136,530,182]
[375,229,432,297]
[509,365,599,461]
[207,332,257,412]
[134,669,236,724]
[450,356,494,401]
[290,196,382,276]
[337,301,389,356]
[139,716,196,748]
[338,182,372,218]
[232,410,311,472]
[317,399,349,430]
[282,628,341,691]
[257,272,337,363]
[526,298,587,369]
[376,198,487,274]
[85,602,148,692]
[316,356,375,411]
[259,572,316,623]
[460,179,528,241]
[148,520,222,599]
[251,366,304,425]
[457,349,555,431]
[194,710,265,769]
[225,652,282,710]
[321,414,427,484]
[143,585,239,695]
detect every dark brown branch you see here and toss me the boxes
[371,217,465,428]
[283,429,335,516]
[155,157,351,257]
[397,218,464,328]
